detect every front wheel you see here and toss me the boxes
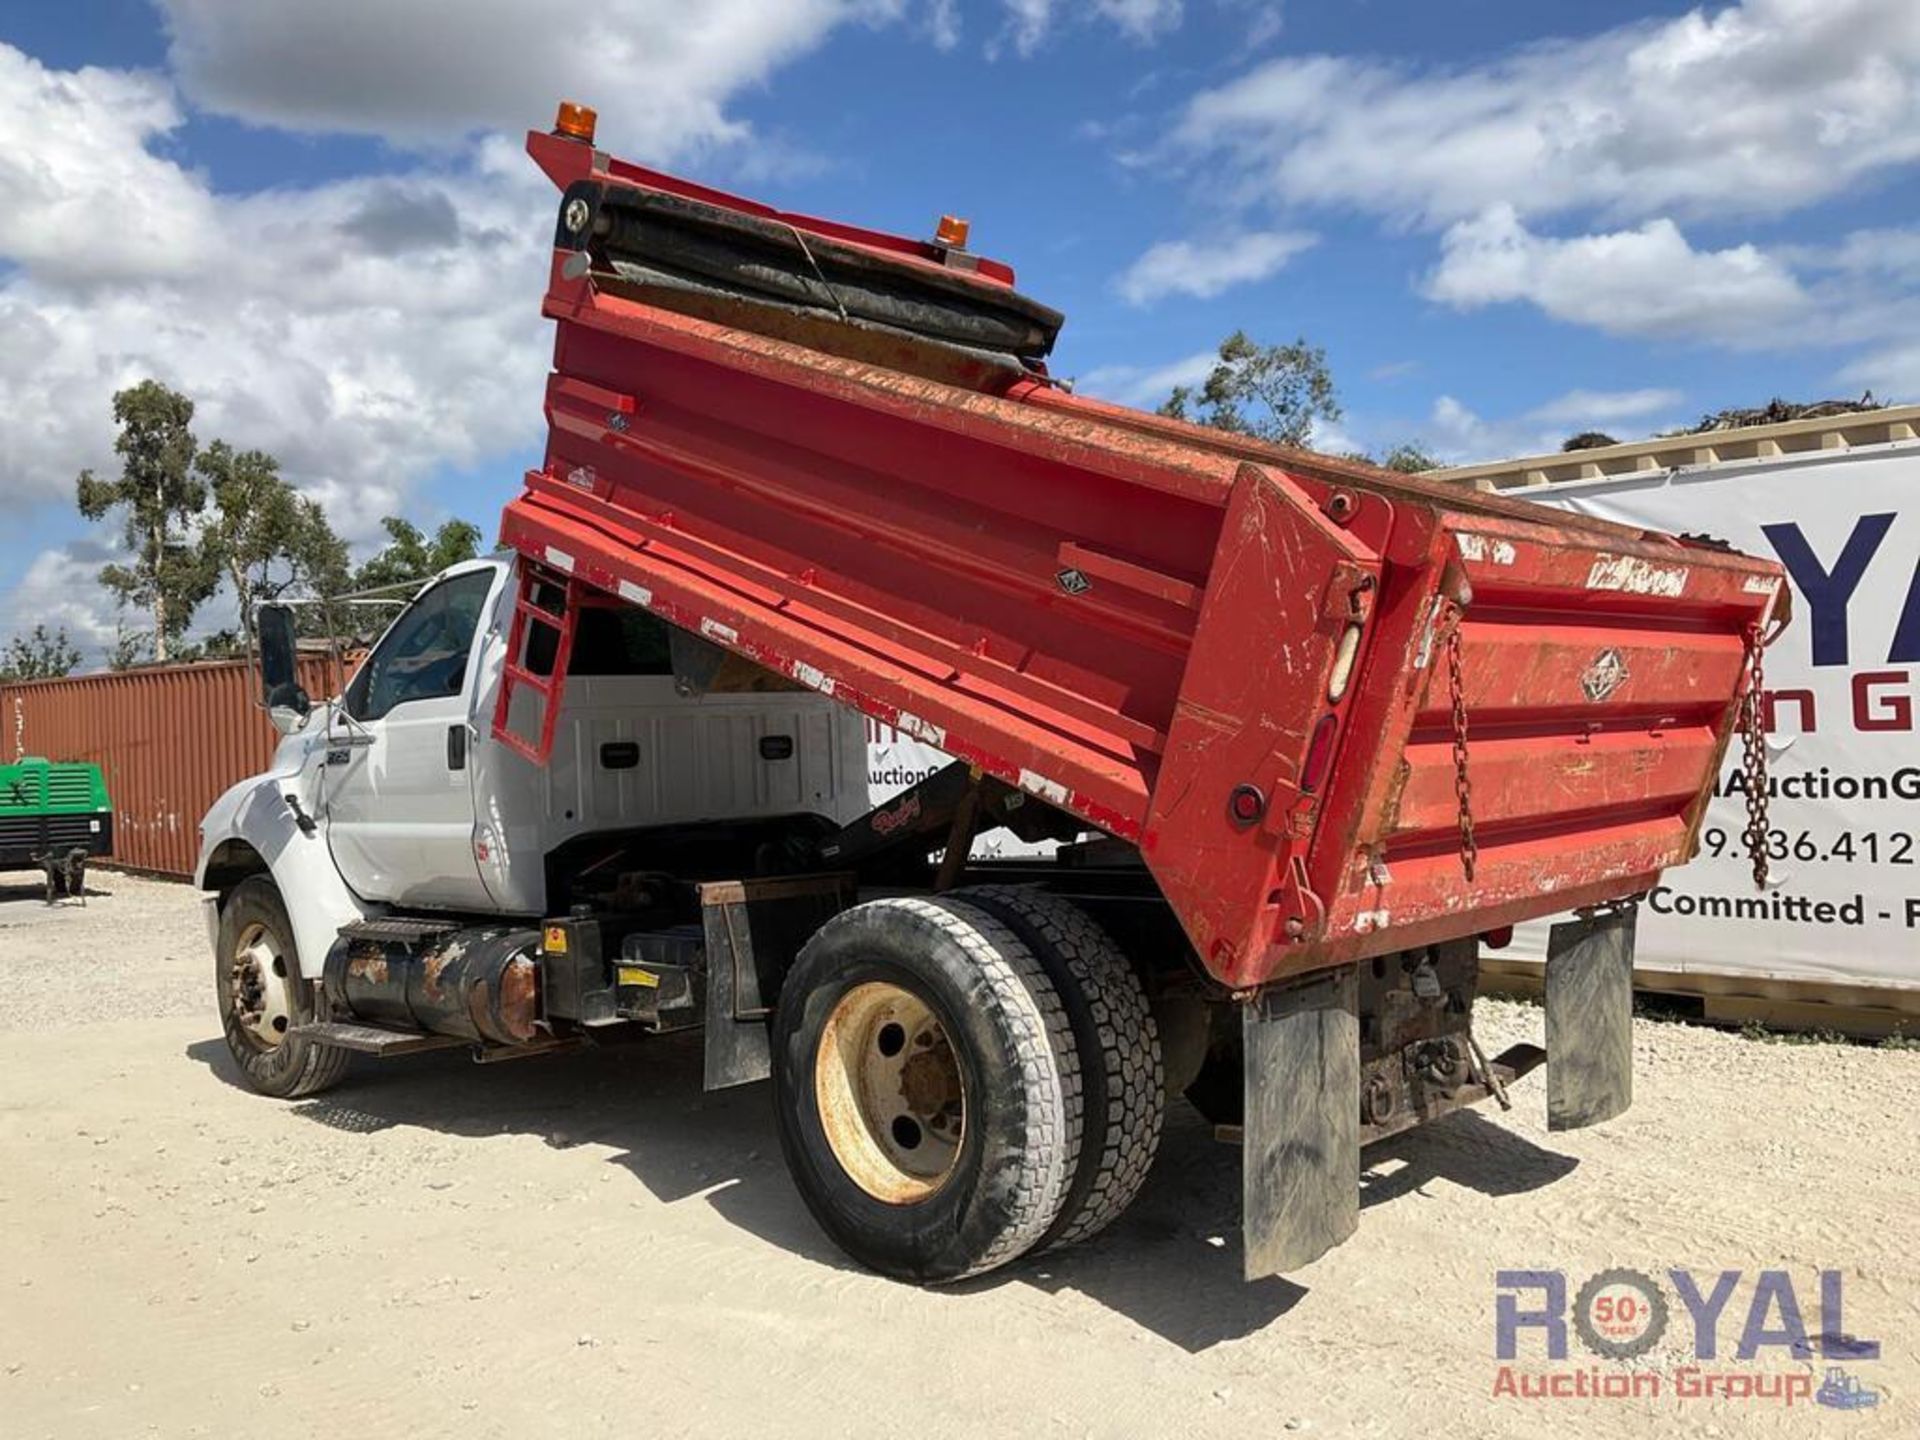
[215,876,349,1099]
[770,896,1081,1283]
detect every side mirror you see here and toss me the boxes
[256,604,311,733]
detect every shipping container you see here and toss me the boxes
[1,653,345,878]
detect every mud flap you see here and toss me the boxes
[701,874,858,1092]
[1544,904,1636,1131]
[1242,965,1359,1279]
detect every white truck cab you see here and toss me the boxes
[196,551,870,984]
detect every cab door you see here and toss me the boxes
[321,562,504,910]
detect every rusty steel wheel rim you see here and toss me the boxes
[228,921,294,1051]
[813,981,965,1204]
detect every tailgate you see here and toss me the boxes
[1129,455,1785,992]
[1310,506,1786,965]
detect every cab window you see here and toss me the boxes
[345,568,495,721]
[522,599,674,677]
[568,606,674,675]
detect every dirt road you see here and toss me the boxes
[2,872,1914,1438]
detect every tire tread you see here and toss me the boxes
[960,885,1164,1249]
[887,895,1083,1276]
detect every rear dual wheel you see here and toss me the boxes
[959,886,1164,1252]
[771,891,1162,1283]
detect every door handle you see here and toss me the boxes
[447,724,468,771]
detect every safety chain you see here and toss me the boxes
[1446,621,1477,883]
[1738,624,1771,889]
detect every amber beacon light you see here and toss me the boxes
[553,101,598,143]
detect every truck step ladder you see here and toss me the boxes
[490,560,581,765]
[288,1020,469,1056]
[336,917,465,947]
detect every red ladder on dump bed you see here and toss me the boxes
[490,560,580,765]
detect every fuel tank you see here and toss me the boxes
[322,923,542,1047]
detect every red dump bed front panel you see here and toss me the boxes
[502,131,1787,989]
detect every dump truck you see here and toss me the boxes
[196,102,1789,1283]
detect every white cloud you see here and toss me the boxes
[0,5,908,528]
[1526,387,1687,426]
[928,0,962,48]
[1115,228,1315,304]
[1837,343,1920,403]
[1239,2,1285,49]
[1074,349,1215,408]
[0,48,216,286]
[1422,386,1692,466]
[1169,0,1920,227]
[158,0,905,160]
[1063,365,1686,469]
[0,18,913,649]
[1788,227,1920,284]
[1000,0,1054,54]
[1144,4,1920,358]
[1422,205,1809,345]
[0,66,548,533]
[1000,0,1185,55]
[1425,395,1510,464]
[1096,0,1186,43]
[0,544,125,658]
[1303,416,1359,456]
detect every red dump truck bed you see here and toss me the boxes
[500,124,1787,993]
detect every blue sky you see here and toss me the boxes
[3,0,1917,661]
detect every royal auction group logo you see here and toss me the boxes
[1573,1267,1671,1359]
[1494,1268,1882,1410]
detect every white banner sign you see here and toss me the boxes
[1518,444,1920,989]
[865,719,1055,859]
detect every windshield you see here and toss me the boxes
[342,568,495,721]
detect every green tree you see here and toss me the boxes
[1378,442,1439,473]
[1562,431,1618,452]
[176,630,245,662]
[74,381,219,663]
[352,516,485,591]
[0,625,84,681]
[197,441,351,644]
[107,627,148,673]
[1157,331,1341,448]
[1337,442,1440,473]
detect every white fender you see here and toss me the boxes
[195,716,371,980]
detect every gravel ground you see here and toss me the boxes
[0,872,210,1031]
[1,870,1915,1438]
